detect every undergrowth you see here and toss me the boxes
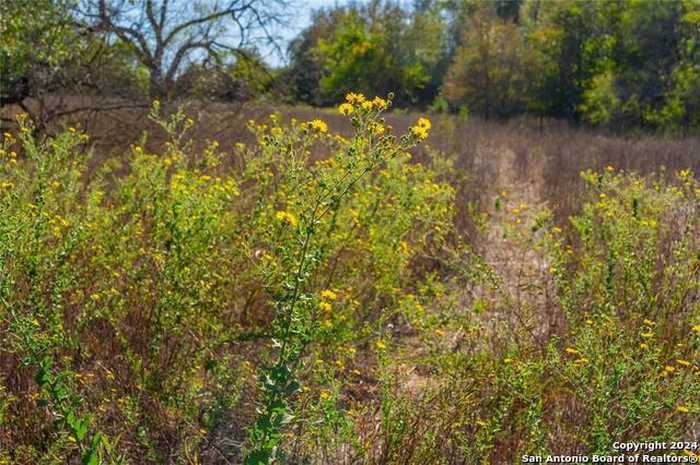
[0,95,698,464]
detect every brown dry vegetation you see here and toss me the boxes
[59,102,700,228]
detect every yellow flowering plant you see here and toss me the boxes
[235,95,452,463]
[5,90,696,465]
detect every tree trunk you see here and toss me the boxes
[148,67,166,101]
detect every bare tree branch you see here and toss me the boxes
[76,0,293,99]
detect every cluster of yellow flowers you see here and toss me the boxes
[345,92,365,104]
[275,210,298,227]
[369,122,385,136]
[338,93,389,115]
[318,288,338,314]
[320,289,337,301]
[339,103,353,116]
[410,116,432,140]
[309,119,328,133]
[0,145,18,164]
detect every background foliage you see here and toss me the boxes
[3,0,700,132]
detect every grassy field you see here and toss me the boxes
[1,98,699,464]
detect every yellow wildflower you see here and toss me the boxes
[676,359,691,367]
[375,339,386,350]
[372,96,388,109]
[310,119,328,133]
[319,302,332,312]
[370,122,385,136]
[345,92,365,104]
[676,405,689,413]
[320,289,337,301]
[275,211,298,227]
[411,125,429,140]
[409,117,431,140]
[664,365,676,374]
[416,117,431,130]
[361,100,374,111]
[565,347,579,355]
[339,103,354,116]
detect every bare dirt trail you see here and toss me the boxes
[399,145,554,392]
[474,145,556,347]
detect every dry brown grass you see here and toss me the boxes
[48,102,696,227]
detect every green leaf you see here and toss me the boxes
[75,419,88,442]
[244,449,272,465]
[82,449,99,465]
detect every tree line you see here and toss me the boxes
[2,0,699,132]
[285,0,700,131]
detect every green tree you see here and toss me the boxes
[173,50,273,102]
[285,8,344,105]
[287,1,445,106]
[523,0,599,120]
[579,71,621,126]
[0,0,73,107]
[615,0,686,127]
[442,6,530,118]
[0,0,144,131]
[660,7,700,130]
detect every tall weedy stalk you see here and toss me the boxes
[1,117,122,465]
[244,94,432,463]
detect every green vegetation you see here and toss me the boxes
[287,0,700,131]
[3,0,699,132]
[1,0,700,463]
[1,94,699,463]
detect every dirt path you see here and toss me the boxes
[474,145,555,347]
[399,145,553,392]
